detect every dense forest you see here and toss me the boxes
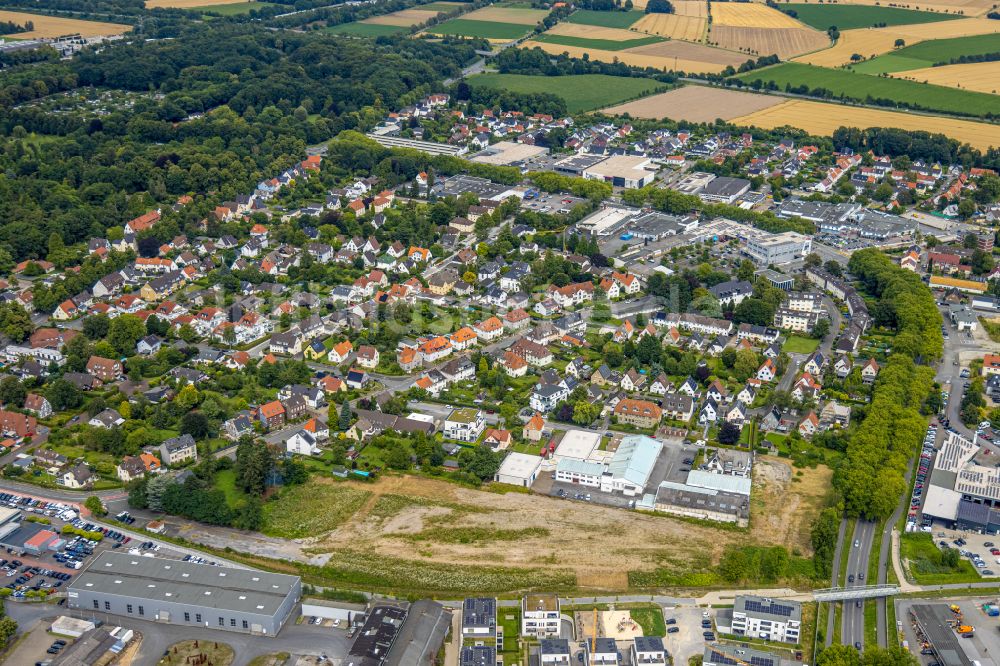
[0,24,477,261]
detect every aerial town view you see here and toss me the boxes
[0,0,998,664]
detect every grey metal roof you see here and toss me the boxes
[68,551,299,616]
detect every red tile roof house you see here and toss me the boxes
[86,356,123,382]
[258,400,286,431]
[0,410,36,440]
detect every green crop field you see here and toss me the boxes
[534,32,664,51]
[467,73,667,112]
[419,1,465,10]
[735,62,1000,117]
[326,22,409,36]
[425,18,530,38]
[200,1,280,14]
[781,3,961,30]
[850,33,1000,74]
[566,9,644,28]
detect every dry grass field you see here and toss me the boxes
[547,22,647,40]
[795,17,1000,66]
[603,85,786,121]
[732,99,1000,150]
[712,2,804,28]
[295,458,831,592]
[146,0,244,6]
[462,6,550,24]
[632,13,706,41]
[710,25,829,58]
[364,8,443,26]
[522,38,745,72]
[0,10,130,37]
[893,60,1000,93]
[767,0,996,17]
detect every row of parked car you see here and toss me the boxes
[114,511,137,525]
[0,493,77,521]
[909,425,936,526]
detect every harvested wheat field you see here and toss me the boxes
[893,61,1000,94]
[522,39,744,72]
[463,6,550,24]
[732,99,1000,150]
[712,2,805,28]
[0,10,130,37]
[146,0,244,6]
[547,23,648,40]
[603,85,786,122]
[768,0,996,17]
[674,0,708,17]
[633,13,706,41]
[364,8,443,26]
[710,25,829,58]
[796,17,1000,66]
[288,457,832,594]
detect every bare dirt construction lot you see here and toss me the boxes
[795,17,1000,66]
[632,13,706,41]
[603,85,785,121]
[731,99,1000,150]
[0,10,130,38]
[709,25,829,58]
[893,60,1000,94]
[286,460,830,592]
[750,456,833,555]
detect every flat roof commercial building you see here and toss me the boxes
[495,452,543,488]
[699,176,751,204]
[470,141,548,166]
[583,155,657,189]
[365,134,466,157]
[744,231,811,266]
[67,551,300,636]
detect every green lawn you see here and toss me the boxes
[566,8,644,28]
[425,18,530,39]
[213,469,244,509]
[735,62,1000,118]
[781,3,962,30]
[199,1,280,14]
[630,606,666,636]
[849,33,1000,74]
[467,73,667,113]
[419,1,464,10]
[326,22,409,36]
[782,335,820,354]
[534,32,664,51]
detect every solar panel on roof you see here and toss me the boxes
[711,651,739,666]
[750,657,775,666]
[744,600,794,617]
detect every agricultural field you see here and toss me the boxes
[462,5,550,24]
[522,37,747,73]
[849,33,1000,74]
[198,1,280,14]
[364,5,460,26]
[632,13,706,41]
[709,24,829,58]
[535,30,664,51]
[467,73,668,112]
[673,0,708,18]
[795,17,1000,67]
[146,0,245,6]
[0,10,130,38]
[327,22,409,36]
[730,99,1000,150]
[566,9,646,28]
[893,61,1000,94]
[734,62,1000,117]
[781,3,964,30]
[425,18,532,39]
[602,84,786,121]
[712,2,805,28]
[772,0,997,16]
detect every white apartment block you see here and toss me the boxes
[730,596,801,643]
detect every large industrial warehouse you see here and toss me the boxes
[67,551,301,636]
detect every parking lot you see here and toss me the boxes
[520,191,587,215]
[662,606,713,664]
[898,598,1000,666]
[906,424,936,530]
[928,530,1000,579]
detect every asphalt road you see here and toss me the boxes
[842,519,877,650]
[825,517,848,648]
[876,452,916,647]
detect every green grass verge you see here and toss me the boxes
[864,600,877,647]
[534,32,664,50]
[735,62,1000,118]
[630,606,667,636]
[466,72,668,113]
[899,532,988,585]
[566,8,644,28]
[325,22,409,36]
[212,469,244,509]
[781,3,962,30]
[782,335,820,354]
[199,1,280,14]
[425,18,530,39]
[851,33,1000,74]
[838,518,856,586]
